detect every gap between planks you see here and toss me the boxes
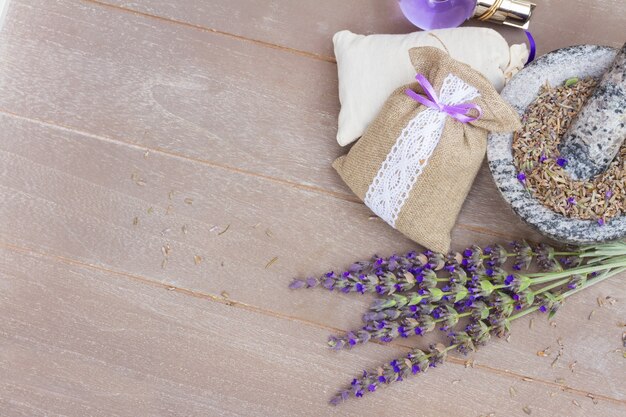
[1,239,624,407]
[81,0,337,63]
[1,0,621,409]
[0,108,520,242]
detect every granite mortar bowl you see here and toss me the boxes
[487,45,626,245]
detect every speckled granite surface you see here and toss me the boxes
[560,43,626,180]
[487,45,626,245]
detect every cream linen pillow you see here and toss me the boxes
[334,28,528,146]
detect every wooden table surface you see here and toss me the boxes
[0,1,624,416]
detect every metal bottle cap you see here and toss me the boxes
[474,0,536,29]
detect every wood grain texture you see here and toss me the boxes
[0,0,625,415]
[95,0,626,57]
[0,0,545,242]
[1,246,625,417]
[0,114,534,333]
[0,115,623,404]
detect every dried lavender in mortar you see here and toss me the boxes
[290,241,626,404]
[513,78,625,223]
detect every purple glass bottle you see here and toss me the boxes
[398,0,477,30]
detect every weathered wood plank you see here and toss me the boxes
[0,0,623,412]
[0,0,542,240]
[1,245,624,416]
[0,115,623,399]
[0,113,533,332]
[94,0,626,57]
[462,277,626,400]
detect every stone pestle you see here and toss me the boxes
[559,42,626,180]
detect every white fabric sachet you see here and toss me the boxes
[334,28,528,146]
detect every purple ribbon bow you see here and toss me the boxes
[405,74,482,124]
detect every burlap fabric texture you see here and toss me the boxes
[333,47,521,253]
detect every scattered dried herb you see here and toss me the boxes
[522,405,532,415]
[218,224,231,236]
[265,256,279,269]
[537,347,551,357]
[586,393,598,405]
[132,216,139,226]
[130,172,146,186]
[513,78,625,222]
[184,197,193,205]
[552,338,564,367]
[194,255,203,265]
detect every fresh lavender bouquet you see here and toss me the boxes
[289,240,626,405]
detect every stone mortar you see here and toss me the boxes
[487,45,626,245]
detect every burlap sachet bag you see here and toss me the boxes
[333,47,521,253]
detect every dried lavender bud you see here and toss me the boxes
[469,301,491,321]
[449,267,468,286]
[362,308,403,323]
[440,305,461,329]
[510,274,532,292]
[428,344,448,367]
[428,252,446,270]
[486,244,508,267]
[289,251,433,295]
[484,266,507,283]
[462,245,484,269]
[329,347,436,405]
[535,291,561,317]
[511,240,534,270]
[467,320,491,347]
[567,274,587,290]
[534,242,563,271]
[448,331,475,355]
[489,316,511,338]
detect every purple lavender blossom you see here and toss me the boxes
[298,241,623,404]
